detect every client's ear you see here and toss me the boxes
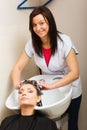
[36,95,41,103]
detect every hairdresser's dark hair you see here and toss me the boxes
[29,6,62,57]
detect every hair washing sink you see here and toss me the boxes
[6,75,72,120]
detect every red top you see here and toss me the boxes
[42,48,51,66]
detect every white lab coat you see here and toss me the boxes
[25,33,82,99]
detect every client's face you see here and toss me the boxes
[18,84,41,107]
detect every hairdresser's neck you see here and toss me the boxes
[41,36,51,49]
[21,106,35,116]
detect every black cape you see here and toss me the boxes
[0,111,57,130]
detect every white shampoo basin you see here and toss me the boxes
[6,75,72,119]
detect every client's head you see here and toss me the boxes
[18,79,42,109]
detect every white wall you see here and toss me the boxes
[0,0,87,130]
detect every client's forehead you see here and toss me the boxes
[19,84,36,91]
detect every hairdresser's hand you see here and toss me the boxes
[39,81,55,90]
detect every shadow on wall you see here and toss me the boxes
[0,77,14,122]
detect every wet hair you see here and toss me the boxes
[29,6,62,57]
[20,79,43,96]
[19,79,43,106]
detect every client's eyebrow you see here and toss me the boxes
[19,87,34,93]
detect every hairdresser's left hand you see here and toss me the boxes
[39,81,54,90]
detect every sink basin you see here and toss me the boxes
[6,75,72,119]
